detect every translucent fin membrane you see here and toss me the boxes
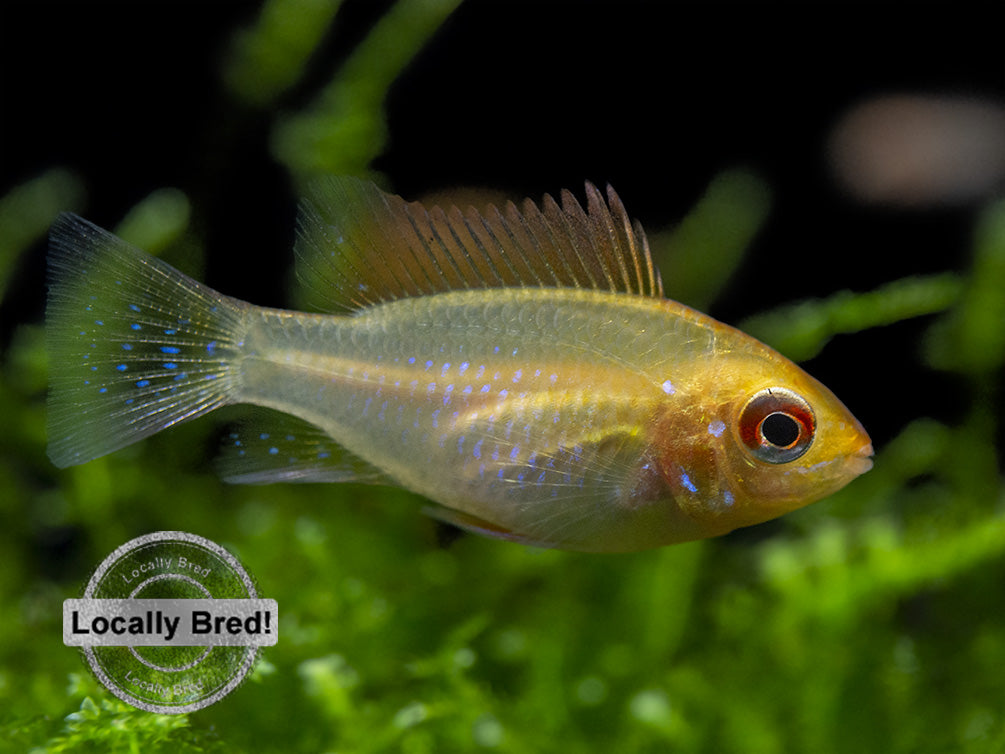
[46,214,247,467]
[218,408,390,485]
[295,177,663,313]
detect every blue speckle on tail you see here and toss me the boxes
[46,212,245,468]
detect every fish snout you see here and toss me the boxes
[847,442,875,475]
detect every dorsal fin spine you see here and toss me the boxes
[380,194,425,302]
[293,176,664,313]
[589,183,632,293]
[400,202,444,296]
[457,206,518,287]
[579,185,621,292]
[534,195,584,288]
[482,204,542,287]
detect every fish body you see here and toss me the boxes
[46,178,872,552]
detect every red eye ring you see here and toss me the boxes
[738,388,815,464]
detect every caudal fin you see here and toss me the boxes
[46,214,248,468]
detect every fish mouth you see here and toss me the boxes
[846,442,875,475]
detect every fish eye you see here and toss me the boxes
[738,388,815,464]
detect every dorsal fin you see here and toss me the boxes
[294,177,663,313]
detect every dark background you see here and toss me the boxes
[2,0,1002,450]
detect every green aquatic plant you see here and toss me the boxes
[2,3,1004,753]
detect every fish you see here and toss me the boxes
[46,177,873,552]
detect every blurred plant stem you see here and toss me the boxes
[0,169,83,304]
[271,0,463,182]
[224,0,345,108]
[741,273,963,362]
[652,168,772,311]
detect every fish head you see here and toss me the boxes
[656,352,873,536]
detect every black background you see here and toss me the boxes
[2,0,1003,449]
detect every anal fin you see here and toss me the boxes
[218,408,391,486]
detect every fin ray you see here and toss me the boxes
[218,409,391,485]
[294,177,663,313]
[46,214,246,468]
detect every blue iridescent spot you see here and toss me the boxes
[164,328,177,335]
[661,380,675,395]
[708,420,726,437]
[472,439,483,459]
[480,384,490,393]
[268,447,278,455]
[408,356,416,364]
[206,341,217,355]
[115,364,128,372]
[95,320,104,326]
[459,362,470,375]
[121,344,133,351]
[680,472,698,493]
[98,387,107,394]
[161,346,180,354]
[163,362,178,369]
[128,304,141,312]
[130,323,142,331]
[136,379,150,388]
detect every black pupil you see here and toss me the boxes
[761,412,801,448]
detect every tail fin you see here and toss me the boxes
[46,214,248,468]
